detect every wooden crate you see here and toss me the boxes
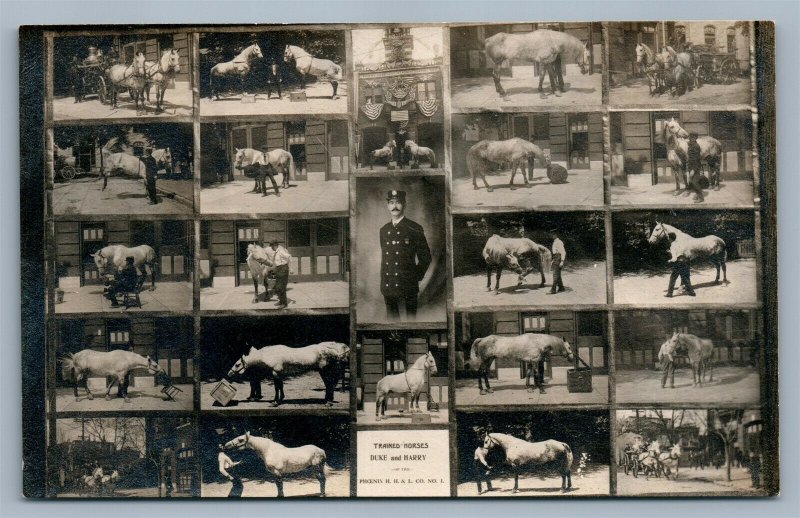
[567,368,592,393]
[210,379,237,406]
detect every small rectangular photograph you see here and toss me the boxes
[55,316,194,411]
[54,219,194,314]
[200,415,351,498]
[615,309,761,405]
[52,33,194,120]
[355,329,448,426]
[353,26,445,173]
[616,409,766,495]
[612,211,757,305]
[200,315,350,410]
[452,212,607,308]
[199,29,347,116]
[451,112,604,211]
[608,111,754,207]
[355,177,447,324]
[608,22,751,107]
[199,119,349,215]
[456,410,610,496]
[450,23,602,111]
[199,217,349,312]
[49,417,198,497]
[454,310,608,407]
[53,124,194,216]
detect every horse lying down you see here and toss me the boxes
[483,433,574,492]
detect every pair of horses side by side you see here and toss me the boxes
[648,221,729,288]
[467,333,573,395]
[662,118,723,194]
[78,469,120,496]
[374,352,437,421]
[209,44,342,100]
[617,434,682,480]
[659,332,716,386]
[226,341,350,406]
[468,138,560,192]
[368,141,436,170]
[484,29,591,99]
[482,433,574,492]
[482,234,552,293]
[635,43,698,97]
[107,49,182,112]
[61,349,163,402]
[223,431,331,497]
[234,147,294,196]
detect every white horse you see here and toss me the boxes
[404,140,436,169]
[209,43,263,99]
[283,45,343,99]
[662,118,723,191]
[98,470,120,495]
[374,351,437,421]
[483,433,574,492]
[233,147,294,194]
[467,138,548,191]
[482,234,552,292]
[667,332,715,385]
[226,342,350,406]
[246,243,276,303]
[151,147,173,175]
[224,432,330,497]
[107,52,147,110]
[657,443,682,480]
[648,222,728,284]
[143,49,181,111]
[91,244,158,290]
[61,349,162,401]
[369,140,396,170]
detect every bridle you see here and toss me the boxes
[652,224,669,242]
[230,356,248,375]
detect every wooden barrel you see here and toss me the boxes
[547,164,569,184]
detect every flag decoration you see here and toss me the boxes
[416,99,439,118]
[360,101,384,121]
[391,110,409,122]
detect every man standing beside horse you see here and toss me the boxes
[266,58,282,100]
[549,229,566,295]
[269,239,291,309]
[665,233,697,298]
[140,148,159,205]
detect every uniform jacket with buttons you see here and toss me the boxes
[380,217,432,297]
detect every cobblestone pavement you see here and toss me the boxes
[200,82,348,116]
[457,466,609,496]
[54,176,193,216]
[456,369,609,407]
[451,69,602,111]
[609,77,751,107]
[610,180,755,207]
[454,260,607,308]
[358,404,449,426]
[201,179,348,215]
[53,90,193,120]
[617,466,763,495]
[201,372,349,410]
[56,384,194,412]
[616,366,760,405]
[55,282,193,314]
[453,166,604,211]
[201,281,349,311]
[201,470,350,498]
[613,259,757,305]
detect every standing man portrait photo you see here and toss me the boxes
[379,190,432,320]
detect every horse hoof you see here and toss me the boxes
[479,390,487,395]
[252,298,259,304]
[487,188,494,193]
[486,388,494,394]
[105,396,111,401]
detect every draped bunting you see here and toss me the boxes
[390,110,409,122]
[360,101,384,121]
[383,78,416,108]
[416,99,440,118]
[385,88,415,108]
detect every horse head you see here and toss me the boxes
[404,140,415,149]
[165,49,181,73]
[283,45,294,63]
[561,339,575,362]
[387,140,396,149]
[504,253,524,274]
[144,355,162,375]
[635,43,646,64]
[223,432,250,451]
[664,118,688,139]
[647,440,661,455]
[247,243,273,267]
[648,222,669,245]
[227,355,248,377]
[483,434,500,450]
[671,443,682,458]
[133,51,147,76]
[233,148,246,170]
[91,250,110,275]
[252,44,263,59]
[424,351,438,375]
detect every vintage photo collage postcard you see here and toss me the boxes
[20,21,777,499]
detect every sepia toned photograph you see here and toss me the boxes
[355,177,446,324]
[200,415,351,498]
[199,218,349,312]
[450,23,602,111]
[616,409,766,495]
[199,29,347,116]
[451,112,604,211]
[353,26,445,173]
[199,119,350,215]
[52,33,194,120]
[49,417,198,498]
[456,410,610,496]
[452,212,607,308]
[200,315,350,410]
[54,219,194,314]
[454,311,608,406]
[612,210,757,305]
[615,309,761,405]
[608,111,754,206]
[608,22,752,107]
[54,316,194,411]
[52,124,194,216]
[355,329,448,426]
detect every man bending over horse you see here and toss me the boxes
[104,256,139,307]
[474,444,494,494]
[665,234,696,298]
[686,133,705,203]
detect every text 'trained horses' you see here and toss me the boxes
[227,342,350,406]
[374,351,437,421]
[483,433,574,492]
[483,234,552,292]
[467,138,548,191]
[209,43,263,100]
[61,349,163,401]
[284,45,343,99]
[648,222,728,284]
[468,333,573,394]
[224,432,329,497]
[91,244,158,290]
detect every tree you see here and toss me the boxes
[709,409,743,482]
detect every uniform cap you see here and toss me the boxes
[386,190,406,202]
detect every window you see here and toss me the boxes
[365,86,383,105]
[727,27,736,53]
[287,121,306,145]
[522,313,547,332]
[161,220,185,246]
[82,226,104,241]
[416,81,437,101]
[107,321,131,350]
[287,221,311,247]
[384,337,406,374]
[704,25,717,47]
[316,219,340,247]
[132,141,146,157]
[674,25,687,47]
[709,112,738,141]
[578,312,605,336]
[329,120,349,148]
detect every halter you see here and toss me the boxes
[230,355,248,375]
[653,224,669,242]
[144,52,177,83]
[403,353,433,391]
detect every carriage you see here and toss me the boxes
[621,449,642,477]
[689,44,742,85]
[54,149,87,181]
[76,47,113,104]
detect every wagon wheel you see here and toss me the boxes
[697,63,712,85]
[97,75,107,104]
[632,458,639,478]
[720,59,741,84]
[59,165,78,181]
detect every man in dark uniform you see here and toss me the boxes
[105,257,139,307]
[68,54,83,103]
[266,58,282,99]
[379,190,432,320]
[665,233,696,298]
[140,148,159,205]
[394,126,409,168]
[686,132,705,203]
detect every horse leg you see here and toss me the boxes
[252,276,260,303]
[330,80,338,99]
[375,391,382,420]
[492,67,507,98]
[83,372,94,400]
[495,268,502,292]
[263,275,271,301]
[486,265,492,292]
[538,68,546,94]
[272,379,281,405]
[269,172,281,196]
[105,376,118,400]
[275,478,284,498]
[483,361,494,393]
[539,262,547,288]
[525,363,534,391]
[547,63,559,96]
[121,373,131,402]
[721,257,728,284]
[512,471,519,493]
[317,464,326,497]
[712,259,721,284]
[508,162,519,190]
[144,263,155,291]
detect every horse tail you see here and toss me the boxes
[467,143,487,180]
[562,443,574,474]
[323,463,335,476]
[467,338,484,369]
[287,152,295,180]
[60,353,77,381]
